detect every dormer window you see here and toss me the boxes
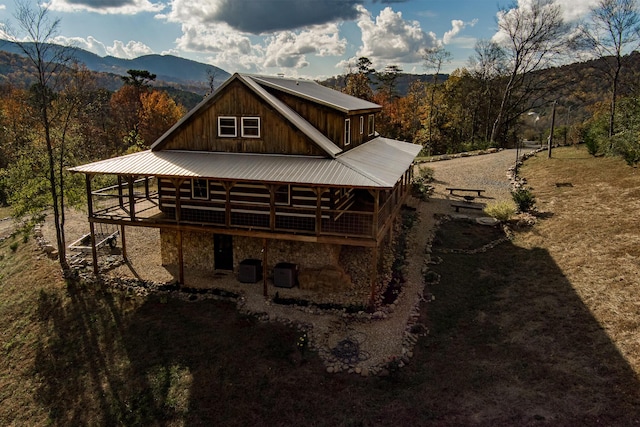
[344,118,351,146]
[241,117,261,138]
[218,117,237,137]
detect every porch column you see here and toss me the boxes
[314,187,327,235]
[144,177,150,199]
[85,175,99,275]
[117,175,124,210]
[268,185,276,231]
[223,181,234,227]
[120,224,127,262]
[171,178,185,222]
[126,175,137,221]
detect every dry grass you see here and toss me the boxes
[517,146,640,371]
[0,145,639,426]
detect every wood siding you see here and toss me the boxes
[266,90,378,150]
[159,80,326,156]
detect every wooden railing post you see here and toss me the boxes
[314,187,327,235]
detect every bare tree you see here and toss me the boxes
[490,0,573,144]
[468,39,507,141]
[6,1,76,273]
[422,46,451,147]
[580,0,640,137]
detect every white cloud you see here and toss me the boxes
[356,5,437,69]
[443,18,477,45]
[45,0,165,15]
[107,40,154,58]
[0,4,6,11]
[52,35,153,58]
[52,35,109,56]
[263,24,346,69]
[173,22,265,73]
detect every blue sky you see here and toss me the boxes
[0,0,599,79]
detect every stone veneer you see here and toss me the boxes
[159,229,395,303]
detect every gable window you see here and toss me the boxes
[368,114,375,136]
[275,185,290,205]
[344,118,351,146]
[360,116,364,135]
[192,179,209,200]
[241,117,261,138]
[218,116,237,137]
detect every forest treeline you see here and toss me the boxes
[2,0,640,276]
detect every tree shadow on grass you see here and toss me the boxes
[33,220,640,426]
[409,219,640,424]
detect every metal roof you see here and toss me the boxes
[69,138,421,189]
[248,74,382,113]
[337,137,423,187]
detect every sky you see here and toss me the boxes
[0,0,601,80]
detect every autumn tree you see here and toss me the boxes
[579,0,640,138]
[4,0,79,272]
[344,57,374,101]
[138,90,186,146]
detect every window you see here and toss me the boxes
[192,179,209,199]
[359,116,364,134]
[218,116,237,137]
[275,185,290,205]
[368,114,375,136]
[344,118,351,146]
[241,117,260,138]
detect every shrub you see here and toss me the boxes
[511,187,536,213]
[611,132,640,166]
[484,201,516,222]
[9,242,18,252]
[411,166,435,200]
[584,134,600,157]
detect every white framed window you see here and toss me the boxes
[359,116,364,134]
[192,179,209,200]
[344,118,351,146]
[218,116,237,137]
[241,117,261,138]
[275,185,290,205]
[368,114,375,136]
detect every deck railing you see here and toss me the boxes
[89,175,410,240]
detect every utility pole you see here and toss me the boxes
[548,100,557,158]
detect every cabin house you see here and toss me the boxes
[70,73,422,305]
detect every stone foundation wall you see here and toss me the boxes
[234,236,341,271]
[160,229,215,270]
[159,229,396,303]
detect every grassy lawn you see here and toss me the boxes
[1,146,639,426]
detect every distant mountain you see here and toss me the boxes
[0,40,231,95]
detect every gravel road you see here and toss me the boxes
[421,148,525,206]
